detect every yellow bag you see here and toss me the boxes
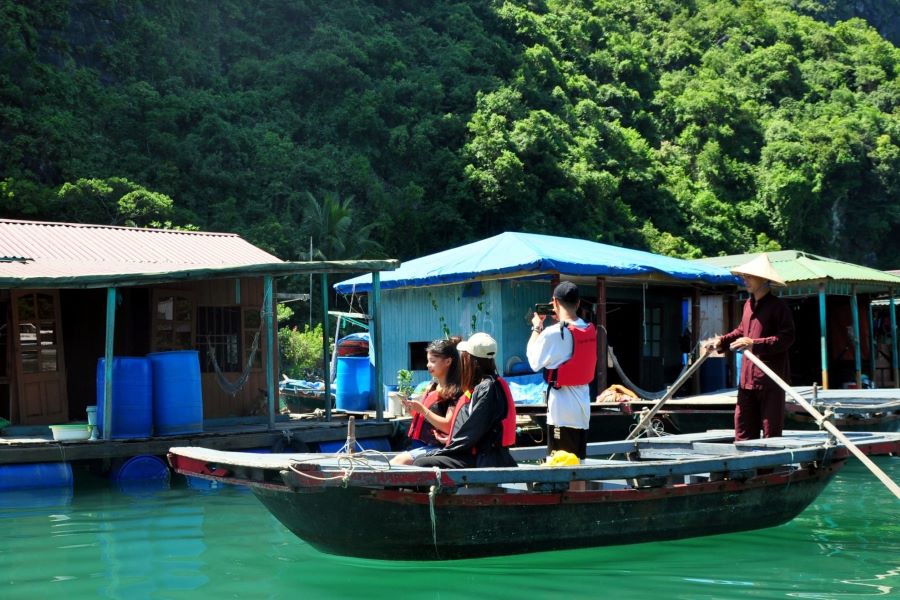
[547,450,580,466]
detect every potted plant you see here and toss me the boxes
[389,369,415,417]
[397,369,415,399]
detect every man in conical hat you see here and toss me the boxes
[706,253,795,441]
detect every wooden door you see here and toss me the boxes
[12,290,67,424]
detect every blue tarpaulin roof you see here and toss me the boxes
[335,232,740,293]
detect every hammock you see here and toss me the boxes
[607,345,694,401]
[206,328,261,396]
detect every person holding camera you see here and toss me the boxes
[527,281,597,460]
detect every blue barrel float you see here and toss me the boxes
[0,463,74,513]
[110,455,170,494]
[335,356,372,411]
[96,357,153,439]
[147,350,203,435]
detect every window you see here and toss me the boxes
[153,291,194,351]
[643,306,662,358]
[197,307,242,373]
[16,293,60,374]
[408,341,429,371]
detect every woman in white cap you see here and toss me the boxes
[413,332,517,469]
[707,253,795,441]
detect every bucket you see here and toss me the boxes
[335,356,372,411]
[0,462,74,491]
[147,350,203,435]
[700,358,727,392]
[96,357,153,439]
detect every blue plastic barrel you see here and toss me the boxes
[335,356,372,411]
[147,350,203,435]
[0,462,73,491]
[96,357,153,439]
[700,358,727,392]
[111,455,171,495]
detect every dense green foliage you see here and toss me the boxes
[2,1,899,266]
[277,303,328,377]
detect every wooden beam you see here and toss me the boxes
[851,286,862,389]
[819,284,829,389]
[264,275,276,430]
[322,273,332,420]
[102,287,116,441]
[596,277,607,391]
[371,271,383,421]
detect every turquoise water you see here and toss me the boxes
[1,458,897,600]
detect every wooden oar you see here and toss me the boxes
[626,349,712,440]
[743,349,900,501]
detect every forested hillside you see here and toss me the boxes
[2,0,899,267]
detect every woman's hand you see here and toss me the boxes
[404,398,427,415]
[433,430,449,444]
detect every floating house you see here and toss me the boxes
[0,219,397,443]
[695,251,900,389]
[334,232,740,397]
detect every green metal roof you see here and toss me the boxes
[695,251,900,296]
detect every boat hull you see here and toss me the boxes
[253,463,841,560]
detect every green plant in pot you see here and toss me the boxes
[396,369,415,399]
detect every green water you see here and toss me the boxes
[2,458,898,600]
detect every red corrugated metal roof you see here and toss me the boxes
[0,219,283,280]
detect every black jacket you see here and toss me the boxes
[434,375,516,468]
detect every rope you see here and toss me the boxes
[429,467,442,558]
[286,449,393,483]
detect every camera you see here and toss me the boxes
[534,303,554,316]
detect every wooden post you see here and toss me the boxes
[819,284,829,389]
[264,275,276,430]
[691,288,701,394]
[596,277,607,391]
[867,299,876,387]
[890,291,899,388]
[851,286,862,389]
[102,287,116,441]
[371,271,383,421]
[321,273,332,420]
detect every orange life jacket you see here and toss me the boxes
[543,322,598,388]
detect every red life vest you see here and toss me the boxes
[406,389,444,443]
[543,322,598,389]
[496,376,517,447]
[445,377,517,450]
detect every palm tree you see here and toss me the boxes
[299,192,383,260]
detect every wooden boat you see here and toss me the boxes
[168,429,900,560]
[279,378,334,414]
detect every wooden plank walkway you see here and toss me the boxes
[0,417,397,465]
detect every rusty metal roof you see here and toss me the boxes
[0,219,399,288]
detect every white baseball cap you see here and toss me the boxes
[457,332,497,359]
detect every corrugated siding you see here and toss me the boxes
[697,250,900,287]
[500,280,551,373]
[378,281,504,388]
[0,219,282,279]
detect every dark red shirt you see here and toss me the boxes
[719,292,795,390]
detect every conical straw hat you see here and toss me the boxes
[730,253,786,286]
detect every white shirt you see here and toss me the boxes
[526,318,590,429]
